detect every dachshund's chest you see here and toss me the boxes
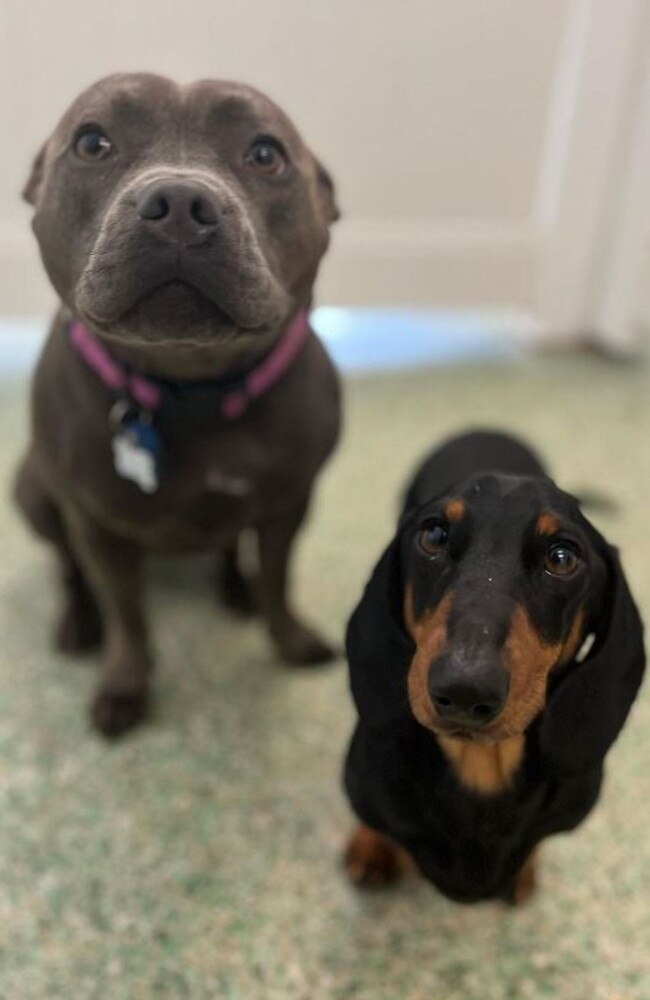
[436,735,525,796]
[401,776,545,902]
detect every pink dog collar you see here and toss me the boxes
[69,309,310,419]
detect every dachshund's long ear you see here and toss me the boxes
[346,537,415,728]
[540,546,645,774]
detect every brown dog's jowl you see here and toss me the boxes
[343,430,645,904]
[15,74,341,737]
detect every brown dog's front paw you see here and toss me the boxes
[344,825,405,888]
[91,689,149,738]
[55,603,103,654]
[275,622,337,666]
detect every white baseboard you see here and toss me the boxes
[318,217,539,309]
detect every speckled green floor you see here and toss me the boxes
[1,354,649,1000]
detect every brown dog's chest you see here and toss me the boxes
[34,329,340,551]
[143,432,295,548]
[63,424,313,550]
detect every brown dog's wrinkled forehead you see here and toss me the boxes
[49,73,307,150]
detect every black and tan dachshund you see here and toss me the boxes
[343,430,645,904]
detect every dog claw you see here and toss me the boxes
[90,690,149,738]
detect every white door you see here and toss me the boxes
[317,0,650,351]
[532,0,650,350]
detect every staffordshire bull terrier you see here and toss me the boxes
[15,73,341,737]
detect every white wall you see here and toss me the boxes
[0,0,571,315]
[2,0,647,343]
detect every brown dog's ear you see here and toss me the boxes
[314,158,340,223]
[540,545,645,774]
[346,537,415,728]
[22,143,48,206]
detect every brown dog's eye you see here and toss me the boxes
[74,128,113,162]
[418,522,449,557]
[545,543,580,578]
[245,138,286,176]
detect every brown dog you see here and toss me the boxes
[15,73,341,737]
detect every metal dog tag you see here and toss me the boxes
[110,402,162,494]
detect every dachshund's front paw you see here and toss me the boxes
[507,851,538,906]
[91,689,149,738]
[344,825,405,888]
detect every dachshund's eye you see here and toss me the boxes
[545,542,581,578]
[245,137,287,176]
[418,521,449,557]
[74,128,113,161]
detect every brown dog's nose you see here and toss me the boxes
[428,654,509,728]
[137,180,219,244]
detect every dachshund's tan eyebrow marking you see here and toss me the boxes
[444,499,466,522]
[536,512,560,535]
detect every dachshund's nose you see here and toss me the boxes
[428,655,509,727]
[137,179,219,244]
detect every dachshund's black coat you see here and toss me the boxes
[344,430,645,903]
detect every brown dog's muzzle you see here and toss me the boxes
[76,170,288,333]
